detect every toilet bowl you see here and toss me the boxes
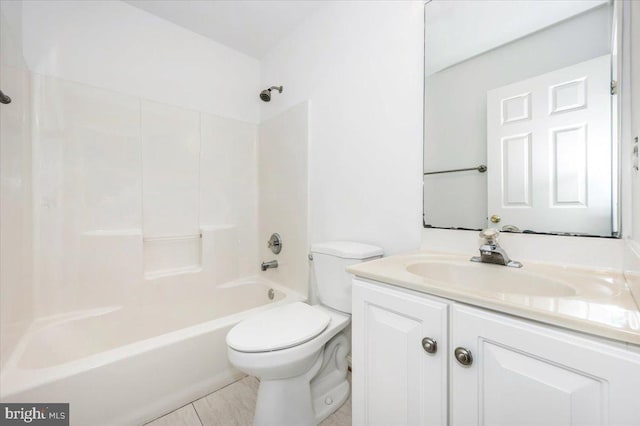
[228,303,350,425]
[226,241,383,426]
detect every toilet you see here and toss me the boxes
[226,241,383,426]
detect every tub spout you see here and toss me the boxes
[261,260,278,271]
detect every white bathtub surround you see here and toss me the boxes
[2,4,319,424]
[143,234,202,279]
[0,2,33,369]
[29,73,261,317]
[31,74,144,316]
[143,225,248,286]
[0,71,33,358]
[258,101,309,297]
[142,101,201,238]
[0,279,302,426]
[4,66,266,424]
[140,100,253,279]
[200,114,259,279]
[15,0,265,326]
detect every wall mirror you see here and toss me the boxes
[423,0,620,237]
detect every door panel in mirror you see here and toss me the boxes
[423,1,619,237]
[486,55,611,235]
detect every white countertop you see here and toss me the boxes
[348,251,640,346]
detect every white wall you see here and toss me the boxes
[260,1,424,256]
[258,102,309,298]
[424,5,610,229]
[0,0,33,366]
[21,0,261,124]
[0,0,25,69]
[624,0,640,304]
[631,0,640,245]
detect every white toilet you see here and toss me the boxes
[226,241,383,426]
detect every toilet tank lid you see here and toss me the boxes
[310,241,383,259]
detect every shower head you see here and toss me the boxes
[260,85,283,102]
[0,89,11,104]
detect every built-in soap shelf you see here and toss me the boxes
[143,233,202,280]
[82,229,142,237]
[80,226,238,281]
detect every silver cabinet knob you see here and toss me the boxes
[454,347,473,366]
[421,337,437,354]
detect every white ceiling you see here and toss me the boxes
[425,0,609,75]
[124,0,326,59]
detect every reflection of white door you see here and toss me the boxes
[486,55,611,235]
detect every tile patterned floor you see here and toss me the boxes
[144,375,352,426]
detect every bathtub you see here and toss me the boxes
[0,277,302,425]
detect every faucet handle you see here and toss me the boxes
[479,228,499,243]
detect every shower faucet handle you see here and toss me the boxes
[267,233,282,254]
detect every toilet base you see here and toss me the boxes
[252,332,350,426]
[312,377,350,424]
[253,352,322,426]
[311,332,350,423]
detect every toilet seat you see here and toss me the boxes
[226,302,331,353]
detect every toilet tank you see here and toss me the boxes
[311,241,383,314]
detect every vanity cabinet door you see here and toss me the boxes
[352,279,448,426]
[450,304,640,426]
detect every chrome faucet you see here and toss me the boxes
[470,229,522,268]
[261,260,278,271]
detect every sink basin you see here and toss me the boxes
[348,251,638,345]
[405,260,614,298]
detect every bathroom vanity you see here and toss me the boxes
[349,252,640,426]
